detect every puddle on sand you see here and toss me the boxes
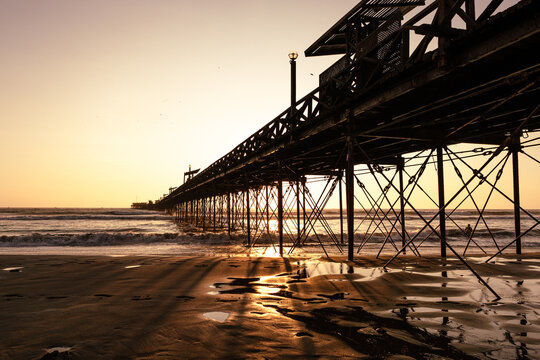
[203,311,230,322]
[125,265,141,269]
[213,277,285,295]
[3,267,23,272]
[296,260,391,281]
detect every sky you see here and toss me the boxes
[0,0,536,209]
[0,0,360,207]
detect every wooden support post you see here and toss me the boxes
[241,192,245,231]
[227,193,231,236]
[398,157,406,254]
[511,136,522,255]
[278,179,284,257]
[218,196,222,229]
[246,188,251,247]
[346,136,355,261]
[339,171,344,245]
[303,178,306,235]
[266,185,270,236]
[202,198,206,231]
[195,199,199,227]
[297,181,301,245]
[255,189,259,236]
[213,196,216,231]
[232,193,236,231]
[437,146,447,258]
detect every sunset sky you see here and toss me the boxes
[1,0,360,207]
[1,0,536,209]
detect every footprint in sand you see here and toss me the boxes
[176,295,195,301]
[296,331,313,337]
[40,346,72,360]
[3,294,23,300]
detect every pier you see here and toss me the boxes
[138,0,540,297]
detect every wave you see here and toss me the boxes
[0,232,237,247]
[0,208,156,216]
[0,215,170,221]
[1,232,540,251]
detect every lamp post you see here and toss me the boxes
[289,51,300,249]
[289,51,298,112]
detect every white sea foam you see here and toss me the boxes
[0,232,235,247]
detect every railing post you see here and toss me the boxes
[437,145,447,258]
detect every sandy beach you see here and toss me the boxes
[1,253,540,359]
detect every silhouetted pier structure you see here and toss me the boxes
[139,0,539,298]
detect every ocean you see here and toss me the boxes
[1,207,539,256]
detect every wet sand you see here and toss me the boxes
[1,254,540,359]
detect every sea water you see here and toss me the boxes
[1,207,539,256]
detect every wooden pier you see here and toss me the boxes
[138,0,540,299]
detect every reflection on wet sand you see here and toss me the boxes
[210,256,540,359]
[3,254,540,358]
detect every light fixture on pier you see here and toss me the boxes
[288,51,298,61]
